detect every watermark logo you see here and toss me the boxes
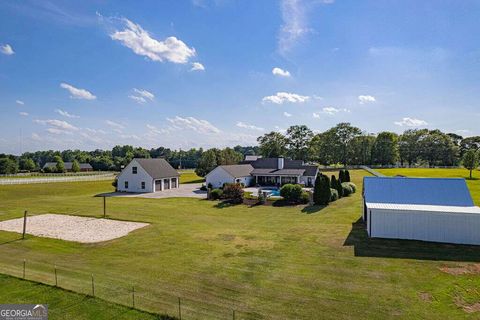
[0,304,48,320]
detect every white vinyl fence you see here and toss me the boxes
[0,173,116,185]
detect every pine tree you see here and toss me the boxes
[336,177,343,198]
[339,170,345,183]
[331,175,337,189]
[321,175,332,205]
[313,174,323,205]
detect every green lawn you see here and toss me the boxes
[0,274,168,320]
[0,170,480,319]
[377,168,480,205]
[178,169,204,184]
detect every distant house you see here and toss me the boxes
[363,176,480,245]
[205,157,318,189]
[117,158,180,193]
[43,162,93,172]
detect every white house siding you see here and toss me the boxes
[234,176,254,187]
[368,208,480,245]
[206,167,235,188]
[117,160,153,193]
[300,176,316,187]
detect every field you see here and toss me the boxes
[0,274,164,320]
[178,169,204,184]
[377,168,480,205]
[1,169,480,319]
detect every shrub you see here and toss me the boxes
[300,191,310,204]
[313,174,331,205]
[330,188,339,202]
[222,183,244,204]
[346,182,356,193]
[335,177,343,198]
[280,184,303,203]
[339,170,345,183]
[210,188,223,200]
[71,160,80,173]
[200,185,207,191]
[330,175,337,189]
[43,166,53,173]
[341,182,353,197]
[257,191,266,204]
[207,183,213,189]
[112,180,118,188]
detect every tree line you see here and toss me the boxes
[0,122,478,175]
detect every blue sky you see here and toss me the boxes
[1,0,479,154]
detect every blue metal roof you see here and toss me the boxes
[363,176,474,207]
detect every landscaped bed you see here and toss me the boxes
[0,214,149,243]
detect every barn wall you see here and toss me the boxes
[369,208,480,245]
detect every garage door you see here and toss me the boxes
[164,178,170,190]
[155,180,162,192]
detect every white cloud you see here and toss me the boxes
[105,120,125,130]
[60,83,96,100]
[31,133,41,141]
[19,112,29,116]
[146,124,170,135]
[47,128,73,135]
[129,95,147,104]
[321,107,351,115]
[1,44,14,55]
[236,121,264,131]
[120,134,141,140]
[313,112,320,118]
[85,128,107,134]
[110,18,196,64]
[34,119,78,131]
[16,100,24,105]
[262,92,310,104]
[55,109,79,118]
[283,111,292,117]
[358,95,376,104]
[272,67,291,77]
[394,117,428,127]
[167,116,220,134]
[190,62,205,71]
[278,0,311,55]
[133,88,155,101]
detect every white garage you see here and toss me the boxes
[205,164,254,189]
[363,177,480,245]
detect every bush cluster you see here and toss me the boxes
[210,188,223,200]
[222,183,244,204]
[280,184,303,203]
[330,188,339,202]
[313,174,331,205]
[341,182,357,196]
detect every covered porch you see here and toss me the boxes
[253,174,301,186]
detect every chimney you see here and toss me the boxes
[277,157,284,169]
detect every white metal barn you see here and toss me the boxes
[363,177,480,245]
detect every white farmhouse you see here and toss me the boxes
[117,158,180,193]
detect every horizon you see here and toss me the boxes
[1,0,480,154]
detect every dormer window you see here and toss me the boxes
[132,166,137,174]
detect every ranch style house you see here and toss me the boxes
[117,158,180,193]
[206,157,319,189]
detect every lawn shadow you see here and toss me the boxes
[0,237,23,246]
[344,218,480,262]
[301,205,327,214]
[213,201,241,209]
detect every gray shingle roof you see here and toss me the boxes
[43,162,92,170]
[219,164,253,177]
[251,168,305,176]
[135,158,179,179]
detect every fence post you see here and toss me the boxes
[103,196,106,218]
[22,211,27,239]
[91,274,95,297]
[132,286,135,308]
[23,259,26,279]
[178,297,182,320]
[54,265,58,286]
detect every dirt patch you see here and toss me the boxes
[454,297,480,313]
[440,264,480,275]
[419,292,433,302]
[0,214,149,243]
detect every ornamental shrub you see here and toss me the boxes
[346,182,357,193]
[300,191,310,204]
[331,175,337,189]
[336,177,343,198]
[330,188,339,202]
[341,182,353,197]
[210,188,223,200]
[314,174,331,205]
[345,170,351,182]
[339,170,345,183]
[280,184,303,203]
[223,183,244,203]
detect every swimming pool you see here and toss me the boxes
[260,188,281,197]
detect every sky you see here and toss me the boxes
[1,0,480,154]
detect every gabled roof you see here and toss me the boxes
[135,158,179,179]
[251,168,305,176]
[363,176,474,207]
[43,162,92,170]
[218,164,253,178]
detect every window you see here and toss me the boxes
[124,181,129,189]
[132,166,137,174]
[141,182,145,189]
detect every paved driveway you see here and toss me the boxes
[100,183,207,199]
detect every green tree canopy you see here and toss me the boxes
[372,131,399,165]
[257,131,287,158]
[71,160,81,173]
[285,125,313,161]
[462,149,479,179]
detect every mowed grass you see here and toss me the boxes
[0,274,163,320]
[178,169,204,184]
[377,168,480,205]
[0,170,480,319]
